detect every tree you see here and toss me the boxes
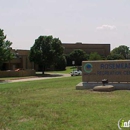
[54,55,66,70]
[107,54,124,60]
[69,49,88,66]
[111,45,129,59]
[29,35,65,74]
[65,54,72,66]
[89,52,102,60]
[0,29,13,70]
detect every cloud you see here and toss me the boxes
[96,25,116,30]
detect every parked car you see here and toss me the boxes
[70,70,82,76]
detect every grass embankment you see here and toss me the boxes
[0,76,130,130]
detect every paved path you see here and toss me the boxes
[7,73,71,83]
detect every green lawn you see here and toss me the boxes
[46,66,77,74]
[0,77,130,130]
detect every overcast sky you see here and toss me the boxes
[1,0,130,50]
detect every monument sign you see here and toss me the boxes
[82,60,130,82]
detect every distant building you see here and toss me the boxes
[2,49,34,70]
[2,43,110,70]
[62,42,110,57]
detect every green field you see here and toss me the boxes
[46,66,77,74]
[0,76,130,130]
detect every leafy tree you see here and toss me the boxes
[128,50,130,59]
[65,54,73,66]
[89,52,102,60]
[69,49,88,66]
[54,55,66,70]
[29,35,64,74]
[111,45,129,59]
[0,29,13,70]
[107,54,124,60]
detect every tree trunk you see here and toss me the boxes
[42,71,44,75]
[42,65,45,75]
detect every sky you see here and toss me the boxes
[0,0,130,50]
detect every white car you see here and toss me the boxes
[70,70,82,76]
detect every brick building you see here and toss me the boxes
[2,49,34,70]
[2,43,110,70]
[62,42,110,57]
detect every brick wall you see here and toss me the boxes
[0,70,35,77]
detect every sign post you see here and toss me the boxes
[72,61,75,72]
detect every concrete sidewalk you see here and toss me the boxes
[7,73,71,83]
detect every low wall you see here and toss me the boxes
[0,70,36,77]
[82,60,130,82]
[76,82,130,90]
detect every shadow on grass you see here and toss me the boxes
[70,67,76,69]
[0,80,5,82]
[0,80,9,83]
[36,73,63,77]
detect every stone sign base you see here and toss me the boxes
[76,82,130,90]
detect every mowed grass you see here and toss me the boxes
[0,77,130,130]
[46,66,77,74]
